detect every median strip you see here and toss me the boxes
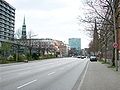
[17,79,37,89]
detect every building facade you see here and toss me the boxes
[69,38,81,55]
[54,40,68,57]
[0,0,15,44]
[15,38,68,57]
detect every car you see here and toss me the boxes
[77,55,81,58]
[90,56,97,61]
[77,55,86,59]
[81,56,86,59]
[24,60,28,63]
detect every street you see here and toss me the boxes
[0,58,88,90]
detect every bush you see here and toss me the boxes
[18,54,27,62]
[26,54,32,61]
[38,54,56,60]
[0,55,9,64]
[7,55,14,61]
[32,53,39,60]
[47,54,56,58]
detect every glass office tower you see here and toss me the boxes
[69,38,81,55]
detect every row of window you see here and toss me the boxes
[0,23,14,30]
[0,5,11,13]
[0,9,15,17]
[0,35,14,40]
[0,1,15,13]
[0,30,13,35]
[0,6,15,16]
[0,27,14,31]
[0,16,14,24]
[0,19,14,27]
[0,11,15,21]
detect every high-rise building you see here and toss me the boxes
[0,0,15,43]
[21,16,27,39]
[69,38,81,55]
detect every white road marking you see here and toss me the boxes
[48,72,55,75]
[17,79,37,89]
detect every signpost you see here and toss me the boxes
[113,43,118,48]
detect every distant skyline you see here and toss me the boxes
[5,0,91,49]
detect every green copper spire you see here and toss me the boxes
[21,16,27,39]
[23,16,25,25]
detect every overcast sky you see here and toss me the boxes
[6,0,91,49]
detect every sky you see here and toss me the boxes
[5,0,91,49]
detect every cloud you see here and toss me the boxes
[5,0,89,48]
[14,0,66,11]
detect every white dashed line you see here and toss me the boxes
[17,79,37,89]
[48,72,55,75]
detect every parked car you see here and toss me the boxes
[90,56,97,61]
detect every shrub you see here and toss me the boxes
[32,53,39,60]
[7,55,14,61]
[18,54,27,62]
[0,55,8,64]
[26,54,32,61]
[38,54,56,60]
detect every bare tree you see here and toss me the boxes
[14,28,22,61]
[14,28,22,39]
[79,0,117,65]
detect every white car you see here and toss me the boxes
[90,56,97,61]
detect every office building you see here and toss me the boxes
[0,0,15,43]
[69,38,81,55]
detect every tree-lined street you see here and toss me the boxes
[1,0,120,90]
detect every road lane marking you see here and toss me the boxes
[17,79,37,89]
[48,72,55,75]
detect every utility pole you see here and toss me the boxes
[112,0,118,71]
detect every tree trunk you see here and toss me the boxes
[112,48,115,66]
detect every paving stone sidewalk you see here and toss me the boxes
[80,61,120,90]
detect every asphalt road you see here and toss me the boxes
[0,57,89,90]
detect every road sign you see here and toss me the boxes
[113,43,118,48]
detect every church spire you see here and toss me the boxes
[21,16,27,39]
[23,16,25,25]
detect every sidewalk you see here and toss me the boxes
[80,61,120,90]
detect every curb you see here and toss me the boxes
[72,60,89,90]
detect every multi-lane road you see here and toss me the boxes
[0,57,89,90]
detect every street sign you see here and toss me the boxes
[113,43,118,48]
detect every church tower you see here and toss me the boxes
[21,16,27,39]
